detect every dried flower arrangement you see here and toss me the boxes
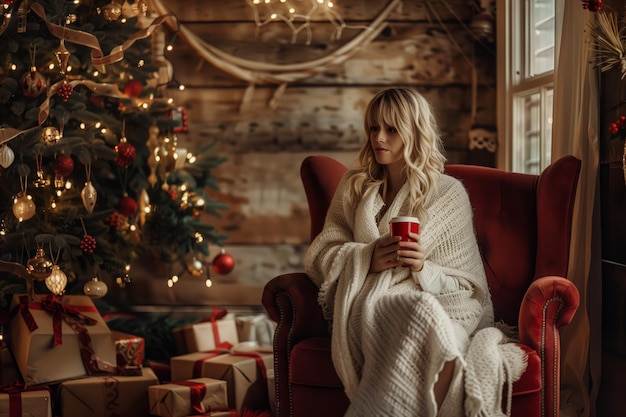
[589,5,626,79]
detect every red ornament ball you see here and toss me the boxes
[80,235,97,253]
[212,250,235,275]
[124,80,143,97]
[21,69,48,98]
[54,154,74,176]
[167,189,177,200]
[114,141,136,167]
[118,195,137,217]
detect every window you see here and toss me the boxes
[497,0,560,173]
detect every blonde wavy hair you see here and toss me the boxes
[346,87,446,222]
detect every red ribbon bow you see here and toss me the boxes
[0,383,50,417]
[12,295,113,376]
[39,295,97,347]
[200,306,232,350]
[173,381,207,415]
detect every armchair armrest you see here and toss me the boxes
[262,273,330,417]
[518,275,580,417]
[262,272,329,341]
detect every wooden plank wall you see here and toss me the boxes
[120,0,497,307]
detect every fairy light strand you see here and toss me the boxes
[246,0,362,45]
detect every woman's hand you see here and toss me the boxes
[370,235,403,273]
[397,232,425,272]
[370,233,425,273]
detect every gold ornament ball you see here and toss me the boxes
[42,126,61,145]
[188,192,206,217]
[27,248,54,281]
[186,257,205,277]
[100,2,123,21]
[12,193,36,222]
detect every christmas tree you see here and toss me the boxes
[0,0,228,306]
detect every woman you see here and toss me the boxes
[304,88,526,416]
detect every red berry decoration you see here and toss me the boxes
[124,80,143,97]
[582,0,602,11]
[56,81,73,102]
[114,141,136,167]
[80,234,97,253]
[118,195,137,217]
[54,154,74,176]
[212,249,235,275]
[608,115,626,139]
[105,212,125,230]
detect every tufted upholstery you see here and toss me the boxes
[262,155,581,417]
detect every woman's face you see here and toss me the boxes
[370,122,405,170]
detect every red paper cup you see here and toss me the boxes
[390,216,420,242]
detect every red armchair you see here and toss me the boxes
[262,155,582,417]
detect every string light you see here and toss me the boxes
[247,0,348,44]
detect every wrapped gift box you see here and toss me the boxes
[172,315,239,354]
[58,366,158,417]
[111,331,144,376]
[8,294,117,386]
[0,386,51,417]
[148,378,228,417]
[170,351,272,411]
[235,314,276,348]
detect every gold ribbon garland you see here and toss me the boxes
[0,127,25,146]
[38,79,128,124]
[29,3,175,73]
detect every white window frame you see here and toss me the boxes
[496,0,562,173]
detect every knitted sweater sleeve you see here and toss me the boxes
[304,172,377,320]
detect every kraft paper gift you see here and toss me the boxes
[8,294,116,386]
[149,378,228,417]
[172,316,238,354]
[170,351,272,411]
[58,367,158,417]
[0,385,51,417]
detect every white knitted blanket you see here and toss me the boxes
[304,172,527,416]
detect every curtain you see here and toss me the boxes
[552,2,601,417]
